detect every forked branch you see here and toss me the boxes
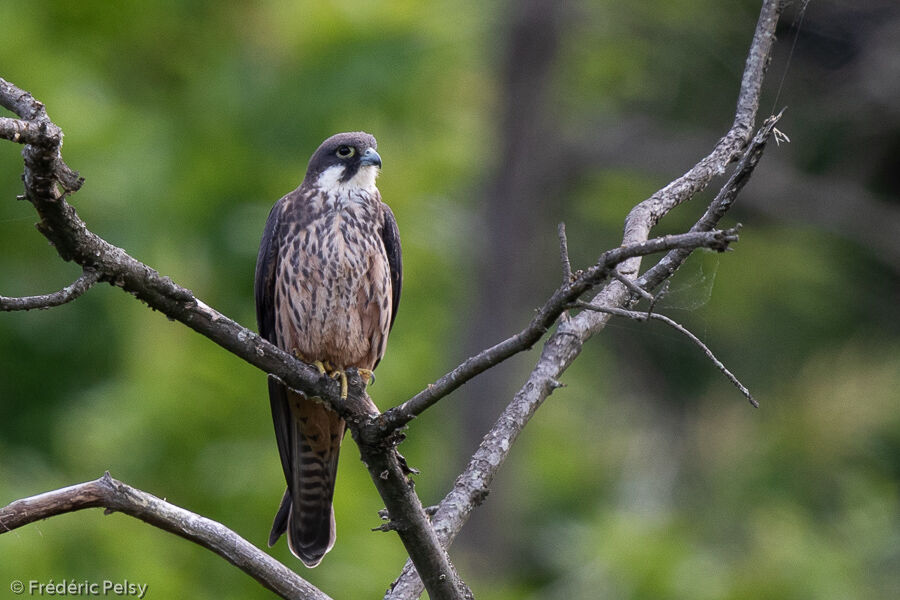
[386,1,784,597]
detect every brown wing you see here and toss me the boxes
[381,202,402,333]
[255,201,295,488]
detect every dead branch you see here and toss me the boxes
[571,300,757,407]
[0,268,100,311]
[639,112,782,291]
[557,222,573,284]
[385,1,784,597]
[379,228,740,432]
[0,473,331,600]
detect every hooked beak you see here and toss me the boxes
[359,147,382,169]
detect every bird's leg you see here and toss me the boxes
[292,350,328,376]
[329,369,349,399]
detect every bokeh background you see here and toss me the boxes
[2,1,898,598]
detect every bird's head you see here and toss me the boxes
[304,131,382,193]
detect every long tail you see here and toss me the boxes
[268,390,344,568]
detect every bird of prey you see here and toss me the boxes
[254,132,402,567]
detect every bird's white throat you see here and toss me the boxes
[316,164,379,196]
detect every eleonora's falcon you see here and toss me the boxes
[254,132,402,567]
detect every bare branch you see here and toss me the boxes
[378,228,740,432]
[0,78,83,192]
[572,300,757,407]
[0,268,100,311]
[611,269,655,305]
[386,2,784,597]
[0,116,53,146]
[385,107,771,589]
[557,222,572,284]
[640,111,783,291]
[4,3,783,598]
[350,430,473,600]
[557,222,573,323]
[0,78,47,121]
[0,473,331,600]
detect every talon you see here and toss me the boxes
[313,360,327,375]
[358,368,375,386]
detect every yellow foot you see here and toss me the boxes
[313,363,370,400]
[358,368,376,386]
[312,360,328,375]
[329,369,349,399]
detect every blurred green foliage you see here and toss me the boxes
[2,1,898,599]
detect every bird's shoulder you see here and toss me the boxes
[272,184,323,232]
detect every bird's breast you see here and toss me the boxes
[275,192,390,369]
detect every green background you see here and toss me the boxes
[2,1,898,598]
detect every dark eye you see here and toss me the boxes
[336,145,356,158]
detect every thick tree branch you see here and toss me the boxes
[0,116,55,146]
[0,268,100,311]
[0,78,47,120]
[0,79,82,192]
[0,473,331,600]
[353,433,473,600]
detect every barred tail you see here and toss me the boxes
[268,394,344,568]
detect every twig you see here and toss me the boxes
[557,222,573,322]
[378,228,740,433]
[640,112,783,292]
[0,473,331,600]
[572,300,757,407]
[557,222,572,284]
[1,268,101,311]
[611,269,655,305]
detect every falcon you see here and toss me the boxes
[254,132,402,567]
